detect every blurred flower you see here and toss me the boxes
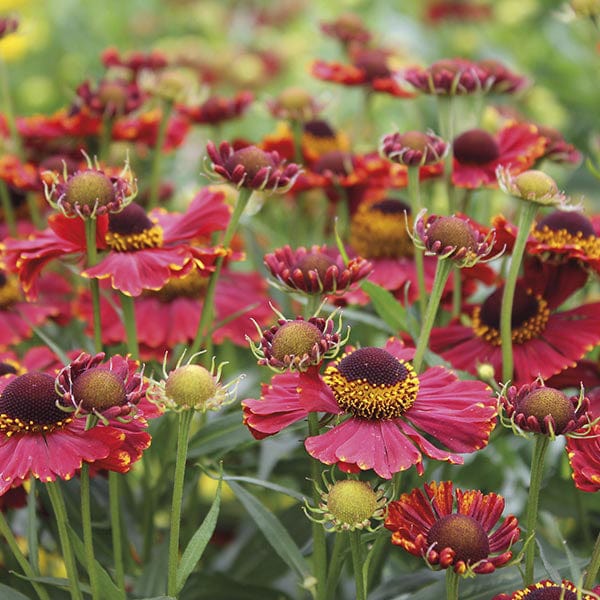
[452,124,546,189]
[320,13,372,48]
[101,46,168,76]
[0,16,18,39]
[264,244,372,296]
[178,91,254,126]
[537,125,582,165]
[73,78,146,119]
[424,1,493,24]
[380,129,448,167]
[266,87,323,123]
[243,339,496,478]
[493,579,600,599]
[385,481,520,575]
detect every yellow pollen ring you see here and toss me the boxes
[324,358,420,420]
[0,413,73,437]
[350,203,414,259]
[105,224,164,252]
[147,270,209,301]
[532,226,600,258]
[471,294,550,346]
[0,274,21,308]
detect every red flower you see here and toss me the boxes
[73,78,146,118]
[493,579,600,599]
[82,189,229,296]
[101,46,168,75]
[178,91,254,126]
[243,339,496,478]
[424,1,493,24]
[429,266,600,385]
[312,48,415,98]
[0,155,41,192]
[385,481,520,575]
[319,13,372,47]
[451,123,546,189]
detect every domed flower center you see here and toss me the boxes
[199,97,227,121]
[165,364,218,409]
[72,368,127,412]
[98,81,129,110]
[293,253,336,291]
[334,13,366,36]
[397,131,430,151]
[304,120,336,139]
[64,170,116,211]
[327,480,379,527]
[427,514,490,564]
[513,170,558,201]
[313,151,354,176]
[0,270,21,308]
[472,283,550,346]
[426,216,477,255]
[0,372,70,435]
[516,387,575,434]
[353,50,391,81]
[324,347,420,420]
[453,129,500,165]
[106,202,163,251]
[278,86,313,111]
[532,210,600,258]
[224,146,274,181]
[271,321,323,363]
[147,270,208,302]
[520,584,579,599]
[350,199,413,259]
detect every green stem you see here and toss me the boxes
[437,96,455,214]
[167,409,194,597]
[524,434,550,585]
[500,201,537,383]
[46,481,83,600]
[0,509,51,600]
[27,479,39,574]
[84,218,103,353]
[108,472,126,599]
[451,265,462,319]
[26,192,43,230]
[99,115,115,163]
[0,180,17,237]
[445,568,460,600]
[413,258,453,373]
[80,464,100,600]
[119,292,139,360]
[325,531,347,600]
[147,100,174,210]
[0,56,23,159]
[407,166,427,318]
[308,412,328,600]
[350,531,366,600]
[304,294,322,319]
[290,118,304,164]
[584,528,600,590]
[189,187,253,356]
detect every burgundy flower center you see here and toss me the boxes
[304,120,336,139]
[324,347,420,420]
[293,253,336,288]
[353,50,391,81]
[224,146,274,180]
[518,583,578,599]
[535,211,595,238]
[199,97,228,121]
[426,216,477,255]
[313,151,354,176]
[516,387,575,434]
[472,283,550,346]
[453,129,500,165]
[271,321,323,363]
[64,170,116,210]
[98,81,129,109]
[72,368,127,412]
[350,199,413,259]
[106,202,163,251]
[427,514,490,564]
[0,372,70,435]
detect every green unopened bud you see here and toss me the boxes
[165,364,218,410]
[513,170,558,204]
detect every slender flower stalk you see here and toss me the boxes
[0,55,23,159]
[0,179,17,237]
[28,479,39,574]
[350,531,366,600]
[167,408,194,596]
[46,481,83,600]
[407,166,427,317]
[499,202,538,382]
[325,532,348,599]
[0,509,51,600]
[109,471,126,599]
[189,187,253,356]
[120,291,140,359]
[80,464,100,600]
[446,568,460,600]
[523,434,550,584]
[84,218,103,353]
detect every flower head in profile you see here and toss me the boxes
[414,211,497,267]
[497,167,569,207]
[386,481,520,576]
[73,77,145,118]
[205,141,301,192]
[380,130,448,167]
[319,13,372,48]
[493,579,600,599]
[101,46,168,75]
[266,87,323,123]
[304,470,388,532]
[43,155,137,219]
[249,308,348,372]
[264,245,372,296]
[499,378,594,439]
[147,353,241,413]
[243,339,496,478]
[178,91,254,126]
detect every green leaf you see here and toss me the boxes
[187,412,253,458]
[361,280,408,332]
[68,524,121,600]
[139,597,176,600]
[221,474,305,503]
[0,583,32,600]
[227,480,311,581]
[176,476,223,594]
